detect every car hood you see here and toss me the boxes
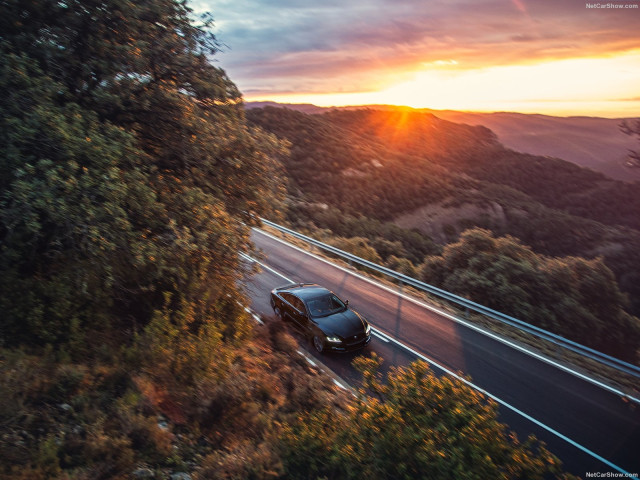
[316,309,366,338]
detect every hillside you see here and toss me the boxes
[246,106,640,321]
[429,111,640,182]
[246,102,640,182]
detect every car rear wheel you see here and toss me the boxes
[313,335,324,353]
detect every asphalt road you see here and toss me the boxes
[244,228,640,478]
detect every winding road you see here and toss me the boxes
[244,227,640,478]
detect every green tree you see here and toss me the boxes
[420,228,640,362]
[279,354,574,480]
[329,236,383,264]
[0,0,285,350]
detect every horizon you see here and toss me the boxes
[197,1,640,118]
[244,99,639,120]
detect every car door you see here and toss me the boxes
[282,293,309,331]
[290,295,311,333]
[279,293,297,322]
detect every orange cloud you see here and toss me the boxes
[202,0,640,115]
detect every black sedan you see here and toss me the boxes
[270,283,372,353]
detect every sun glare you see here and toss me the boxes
[248,50,640,117]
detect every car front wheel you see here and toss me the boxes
[274,306,282,320]
[313,335,324,353]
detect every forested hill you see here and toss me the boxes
[249,107,640,231]
[247,102,640,182]
[246,106,640,319]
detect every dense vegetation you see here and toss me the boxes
[0,0,286,349]
[247,106,640,363]
[420,229,640,361]
[281,354,573,480]
[0,0,574,478]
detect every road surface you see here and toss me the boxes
[244,228,640,478]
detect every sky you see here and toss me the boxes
[193,0,640,117]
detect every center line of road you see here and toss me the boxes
[249,231,634,476]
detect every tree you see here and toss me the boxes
[329,236,383,264]
[420,228,640,362]
[279,354,574,480]
[621,119,640,168]
[0,0,286,349]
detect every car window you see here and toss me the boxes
[292,296,306,313]
[282,293,305,313]
[281,293,295,307]
[306,294,346,317]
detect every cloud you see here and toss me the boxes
[197,0,640,98]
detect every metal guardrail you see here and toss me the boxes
[261,218,640,381]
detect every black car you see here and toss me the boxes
[270,283,372,353]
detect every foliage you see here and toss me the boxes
[328,236,383,264]
[279,354,574,480]
[0,0,285,350]
[0,349,159,479]
[0,322,352,480]
[420,228,640,362]
[287,202,440,263]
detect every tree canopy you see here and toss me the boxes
[420,228,640,362]
[0,0,285,349]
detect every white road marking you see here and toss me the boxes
[255,228,640,405]
[372,324,632,476]
[237,300,264,325]
[333,378,348,390]
[252,228,636,476]
[297,350,318,368]
[295,350,354,395]
[372,330,390,342]
[240,251,294,283]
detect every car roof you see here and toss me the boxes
[279,283,331,300]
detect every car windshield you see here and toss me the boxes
[306,293,346,317]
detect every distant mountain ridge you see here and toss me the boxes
[245,101,640,182]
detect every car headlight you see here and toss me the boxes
[326,335,342,343]
[365,324,371,336]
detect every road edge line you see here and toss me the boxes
[254,228,639,404]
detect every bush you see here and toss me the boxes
[279,354,575,480]
[420,228,640,362]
